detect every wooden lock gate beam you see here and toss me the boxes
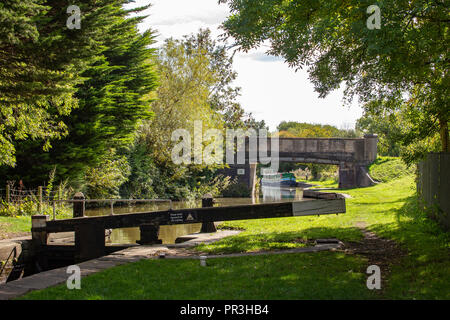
[32,195,346,262]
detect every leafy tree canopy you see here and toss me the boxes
[219,0,449,159]
[0,0,123,166]
[277,121,359,138]
[0,0,159,187]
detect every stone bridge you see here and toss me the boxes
[221,134,378,192]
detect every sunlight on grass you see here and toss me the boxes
[15,163,450,300]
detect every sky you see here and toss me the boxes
[130,0,364,131]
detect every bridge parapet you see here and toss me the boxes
[244,134,378,165]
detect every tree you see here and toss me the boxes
[122,36,226,199]
[0,1,159,187]
[43,4,158,186]
[277,121,359,138]
[219,0,449,159]
[181,28,265,130]
[356,110,403,157]
[0,0,118,167]
[357,100,442,162]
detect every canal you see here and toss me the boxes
[85,186,305,244]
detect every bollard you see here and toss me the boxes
[136,223,162,245]
[199,256,207,267]
[200,194,217,233]
[73,192,85,218]
[75,222,105,263]
[31,215,49,270]
[31,215,49,247]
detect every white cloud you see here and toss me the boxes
[232,52,363,131]
[130,0,363,131]
[240,52,283,63]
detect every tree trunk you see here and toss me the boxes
[440,118,449,152]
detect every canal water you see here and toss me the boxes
[85,186,304,244]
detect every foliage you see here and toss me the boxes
[0,175,73,219]
[221,181,251,198]
[182,29,246,129]
[277,121,360,138]
[143,36,224,163]
[45,166,56,199]
[123,30,256,200]
[292,167,311,181]
[356,108,404,157]
[0,0,159,187]
[357,99,443,164]
[192,175,232,199]
[0,199,70,218]
[219,0,449,158]
[0,0,123,167]
[83,149,130,199]
[122,36,221,200]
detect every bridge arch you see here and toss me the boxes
[222,134,378,193]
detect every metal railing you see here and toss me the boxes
[48,199,173,220]
[0,247,17,281]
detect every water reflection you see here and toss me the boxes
[84,186,304,244]
[261,186,303,202]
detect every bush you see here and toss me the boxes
[221,181,251,197]
[84,149,130,199]
[0,199,71,218]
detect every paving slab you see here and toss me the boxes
[0,284,32,300]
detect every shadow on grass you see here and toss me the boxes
[196,226,363,254]
[20,251,376,300]
[354,198,411,206]
[367,196,450,299]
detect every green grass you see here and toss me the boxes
[16,157,450,299]
[0,216,31,236]
[20,252,374,300]
[296,178,339,189]
[0,206,72,238]
[368,156,415,183]
[197,176,417,253]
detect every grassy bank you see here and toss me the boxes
[19,170,450,299]
[368,156,415,183]
[0,203,73,239]
[0,216,31,239]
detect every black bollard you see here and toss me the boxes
[200,194,217,233]
[136,223,163,245]
[73,192,85,218]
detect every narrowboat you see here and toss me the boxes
[261,172,297,187]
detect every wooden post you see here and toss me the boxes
[200,194,217,233]
[73,192,85,218]
[31,215,49,270]
[31,215,48,247]
[6,184,10,204]
[110,200,114,216]
[75,223,105,262]
[136,223,162,245]
[38,186,43,214]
